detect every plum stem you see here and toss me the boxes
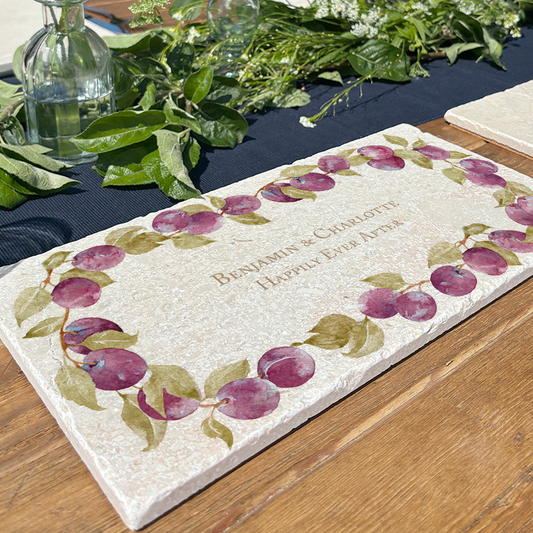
[40,269,56,290]
[399,279,430,294]
[58,308,96,368]
[199,399,228,409]
[455,235,470,249]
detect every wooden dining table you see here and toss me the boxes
[1,117,533,532]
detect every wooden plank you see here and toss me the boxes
[2,122,533,532]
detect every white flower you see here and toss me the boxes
[299,116,316,128]
[186,27,201,44]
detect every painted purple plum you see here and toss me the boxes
[257,346,315,388]
[368,156,405,171]
[152,210,191,233]
[430,265,477,296]
[72,245,125,271]
[290,173,335,191]
[64,317,123,355]
[396,292,437,322]
[413,145,450,160]
[51,278,101,308]
[489,230,533,253]
[83,349,148,390]
[517,196,533,215]
[223,195,262,215]
[357,145,394,160]
[357,288,400,319]
[462,248,507,276]
[505,198,533,226]
[216,378,280,420]
[184,212,224,235]
[317,155,350,173]
[465,171,506,188]
[137,388,200,421]
[460,159,498,174]
[261,184,301,203]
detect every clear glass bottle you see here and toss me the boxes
[206,0,260,72]
[22,0,115,163]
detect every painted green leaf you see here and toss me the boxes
[179,204,213,214]
[473,241,521,266]
[428,242,463,268]
[42,251,72,271]
[142,373,166,417]
[204,359,250,398]
[184,67,214,104]
[493,188,515,208]
[347,155,372,166]
[15,287,53,327]
[337,149,355,158]
[55,364,105,411]
[412,139,426,149]
[120,393,167,451]
[506,181,533,197]
[105,226,144,246]
[280,186,317,201]
[116,231,168,255]
[300,314,357,350]
[334,169,360,176]
[343,317,384,358]
[172,234,215,249]
[153,129,200,198]
[59,268,114,288]
[81,331,138,351]
[393,149,421,160]
[209,196,226,209]
[279,165,317,178]
[139,81,156,111]
[201,416,233,449]
[442,167,466,185]
[383,134,408,148]
[149,365,200,400]
[361,273,406,290]
[226,213,271,225]
[24,316,63,338]
[463,223,491,236]
[411,156,433,170]
[448,151,470,160]
[525,227,533,243]
[72,110,167,153]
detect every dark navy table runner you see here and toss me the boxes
[2,27,533,266]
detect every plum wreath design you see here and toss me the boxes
[13,133,533,451]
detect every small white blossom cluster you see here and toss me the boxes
[410,2,430,14]
[350,7,383,39]
[186,26,201,44]
[313,0,359,23]
[299,116,316,128]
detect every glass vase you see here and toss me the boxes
[206,0,260,73]
[22,0,115,164]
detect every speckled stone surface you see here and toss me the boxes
[2,124,533,530]
[445,80,533,157]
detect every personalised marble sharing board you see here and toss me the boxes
[2,123,533,530]
[445,80,533,157]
